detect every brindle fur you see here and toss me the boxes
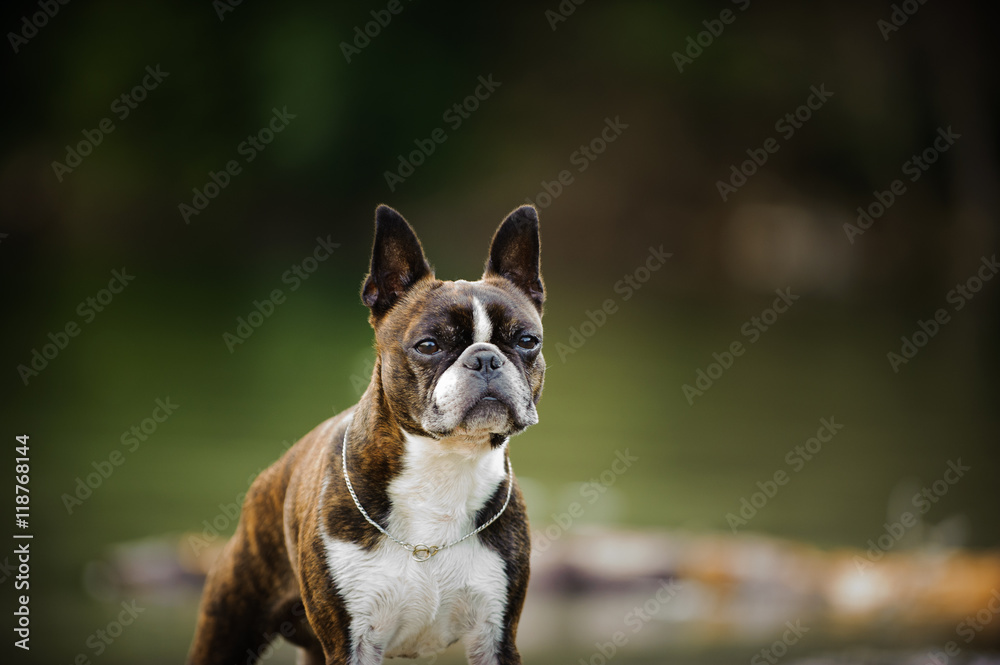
[188,204,543,665]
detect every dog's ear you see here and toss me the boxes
[483,205,544,311]
[362,205,432,318]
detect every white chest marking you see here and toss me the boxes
[321,432,509,663]
[472,296,492,344]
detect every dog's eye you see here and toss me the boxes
[415,339,440,355]
[516,335,539,350]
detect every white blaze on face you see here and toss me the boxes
[472,296,491,344]
[433,296,493,426]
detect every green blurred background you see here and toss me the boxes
[2,1,998,663]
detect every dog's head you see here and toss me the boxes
[361,204,545,445]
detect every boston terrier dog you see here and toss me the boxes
[188,204,545,665]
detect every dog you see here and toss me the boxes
[188,204,545,665]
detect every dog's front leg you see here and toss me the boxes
[312,624,385,665]
[348,630,387,665]
[463,619,521,665]
[309,601,389,665]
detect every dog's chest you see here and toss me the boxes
[321,433,509,659]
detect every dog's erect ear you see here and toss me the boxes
[484,205,544,311]
[362,205,432,318]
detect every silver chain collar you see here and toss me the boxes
[340,417,514,562]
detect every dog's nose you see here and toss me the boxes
[463,347,505,375]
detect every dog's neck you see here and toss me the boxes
[344,381,509,546]
[388,430,508,546]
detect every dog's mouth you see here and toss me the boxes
[424,376,538,439]
[457,391,514,432]
[467,392,511,414]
